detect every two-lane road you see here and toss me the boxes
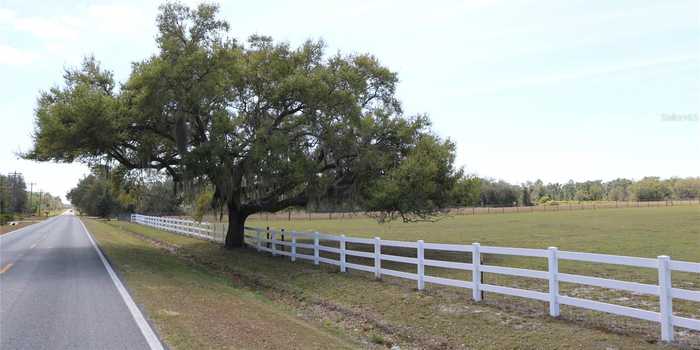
[0,213,163,350]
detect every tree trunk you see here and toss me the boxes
[225,206,248,248]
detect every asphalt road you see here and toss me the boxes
[0,213,163,350]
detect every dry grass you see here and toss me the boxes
[83,218,359,350]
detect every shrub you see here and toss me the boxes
[0,213,15,225]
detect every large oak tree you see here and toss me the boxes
[26,3,463,247]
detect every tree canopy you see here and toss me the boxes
[26,3,464,247]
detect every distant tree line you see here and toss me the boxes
[68,171,700,218]
[478,177,700,207]
[0,172,64,224]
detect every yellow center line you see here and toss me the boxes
[0,263,14,274]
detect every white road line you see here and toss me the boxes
[78,219,165,350]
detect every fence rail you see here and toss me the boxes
[131,214,218,241]
[130,213,700,342]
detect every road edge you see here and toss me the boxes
[78,218,166,350]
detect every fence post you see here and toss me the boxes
[256,229,261,252]
[547,247,560,317]
[271,230,277,256]
[374,237,381,279]
[291,231,297,262]
[280,228,285,253]
[340,234,347,273]
[417,240,425,290]
[658,255,674,342]
[313,231,320,265]
[472,243,482,301]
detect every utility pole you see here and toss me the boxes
[0,175,6,216]
[38,191,43,217]
[9,171,20,213]
[29,182,35,216]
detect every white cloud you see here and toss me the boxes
[460,54,700,95]
[2,3,153,43]
[0,3,156,66]
[0,8,15,22]
[86,4,151,35]
[13,16,80,40]
[0,44,37,65]
[1,6,79,41]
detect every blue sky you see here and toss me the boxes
[1,0,698,201]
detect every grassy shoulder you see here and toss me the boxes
[0,215,55,235]
[92,216,697,349]
[83,218,359,350]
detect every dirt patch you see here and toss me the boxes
[0,220,44,235]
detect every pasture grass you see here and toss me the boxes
[93,206,699,349]
[250,206,700,323]
[248,206,700,260]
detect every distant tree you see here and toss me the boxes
[529,179,545,202]
[99,168,183,216]
[571,180,604,201]
[573,189,587,201]
[605,178,633,201]
[0,175,11,222]
[450,175,481,207]
[6,173,27,213]
[544,182,563,201]
[588,181,604,201]
[630,177,672,201]
[136,180,182,215]
[25,3,463,247]
[521,186,533,206]
[562,180,576,201]
[67,174,120,218]
[480,179,520,206]
[670,177,700,199]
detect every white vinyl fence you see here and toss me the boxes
[131,214,220,242]
[130,214,700,342]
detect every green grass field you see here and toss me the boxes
[250,206,700,324]
[89,206,699,349]
[248,206,700,260]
